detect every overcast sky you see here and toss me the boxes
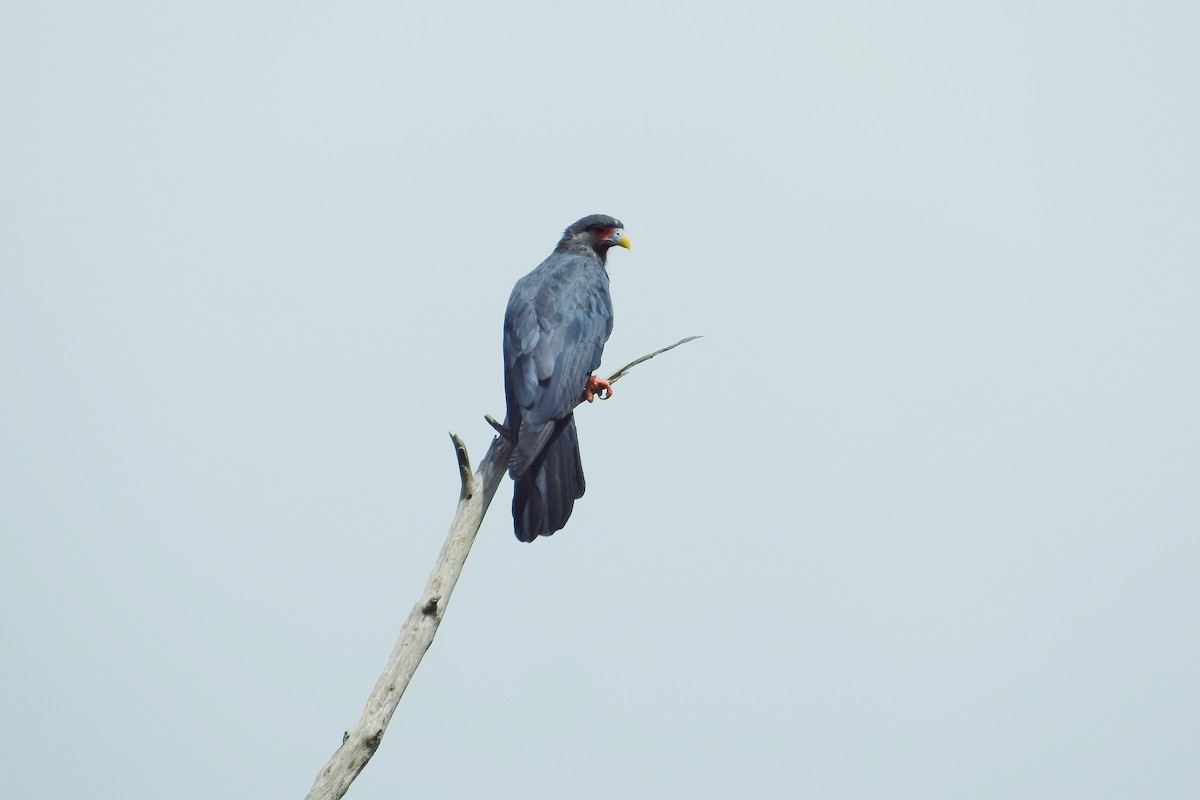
[3,2,1198,798]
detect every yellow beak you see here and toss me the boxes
[616,233,632,250]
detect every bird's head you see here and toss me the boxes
[557,214,631,259]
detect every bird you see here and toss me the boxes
[502,214,631,542]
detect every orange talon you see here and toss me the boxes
[583,374,613,403]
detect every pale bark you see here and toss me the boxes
[304,337,699,800]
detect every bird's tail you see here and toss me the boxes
[513,416,585,542]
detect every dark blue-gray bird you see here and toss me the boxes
[503,214,631,542]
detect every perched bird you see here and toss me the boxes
[503,214,631,542]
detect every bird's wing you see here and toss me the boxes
[504,254,612,474]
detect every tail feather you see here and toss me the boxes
[513,416,585,542]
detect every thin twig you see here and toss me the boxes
[604,335,702,386]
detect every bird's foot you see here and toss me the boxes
[583,374,613,403]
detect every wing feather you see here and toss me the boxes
[503,251,612,478]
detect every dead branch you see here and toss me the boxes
[304,335,700,800]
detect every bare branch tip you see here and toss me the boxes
[484,414,511,440]
[449,433,475,497]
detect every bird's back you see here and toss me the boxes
[503,251,612,475]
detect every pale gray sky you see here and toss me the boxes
[3,2,1198,798]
